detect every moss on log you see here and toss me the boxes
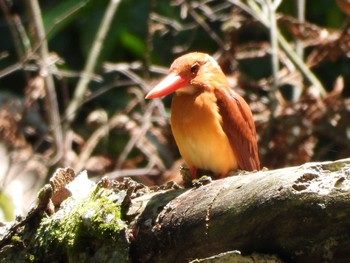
[1,159,350,262]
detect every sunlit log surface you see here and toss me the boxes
[130,159,350,263]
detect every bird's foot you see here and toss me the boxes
[192,175,213,188]
[181,166,219,187]
[180,166,193,188]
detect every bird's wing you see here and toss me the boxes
[214,88,260,171]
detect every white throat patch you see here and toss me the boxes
[175,85,197,95]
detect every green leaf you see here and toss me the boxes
[42,0,91,40]
[119,29,146,57]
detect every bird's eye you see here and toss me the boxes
[190,63,199,74]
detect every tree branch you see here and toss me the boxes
[26,0,64,164]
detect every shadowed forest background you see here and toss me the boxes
[0,0,350,221]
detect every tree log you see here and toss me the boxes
[1,159,350,262]
[130,158,350,262]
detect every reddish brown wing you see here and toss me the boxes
[214,88,260,171]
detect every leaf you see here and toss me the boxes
[119,29,146,57]
[42,0,91,40]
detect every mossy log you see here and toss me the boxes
[1,159,350,262]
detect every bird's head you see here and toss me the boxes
[145,52,229,99]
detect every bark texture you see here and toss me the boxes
[130,158,350,262]
[1,159,350,262]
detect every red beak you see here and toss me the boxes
[145,73,187,99]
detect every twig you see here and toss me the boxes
[26,0,64,165]
[105,63,168,170]
[265,0,281,116]
[295,0,305,60]
[0,1,30,65]
[0,1,32,87]
[74,113,125,173]
[293,0,305,101]
[49,0,90,32]
[0,62,23,78]
[104,61,168,75]
[187,2,228,52]
[115,101,157,169]
[229,0,327,98]
[64,0,121,125]
[143,0,156,78]
[0,1,89,80]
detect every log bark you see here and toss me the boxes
[1,159,350,262]
[129,158,350,262]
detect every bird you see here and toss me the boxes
[145,52,260,179]
[336,0,350,16]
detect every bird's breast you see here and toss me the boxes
[171,91,238,176]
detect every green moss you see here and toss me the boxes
[34,185,128,261]
[11,234,21,243]
[28,253,35,262]
[0,191,15,221]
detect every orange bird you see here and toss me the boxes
[146,52,260,178]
